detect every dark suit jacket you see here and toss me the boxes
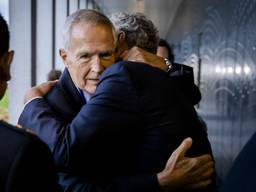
[220,132,256,192]
[0,120,60,192]
[19,61,215,192]
[170,63,201,106]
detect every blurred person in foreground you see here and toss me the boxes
[0,13,60,192]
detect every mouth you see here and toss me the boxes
[86,79,99,84]
[87,78,99,81]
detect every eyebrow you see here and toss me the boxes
[78,50,114,57]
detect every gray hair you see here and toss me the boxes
[62,9,116,49]
[110,12,159,54]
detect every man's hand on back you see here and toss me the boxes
[24,80,58,104]
[157,138,214,191]
[121,46,168,72]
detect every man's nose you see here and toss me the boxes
[91,56,105,73]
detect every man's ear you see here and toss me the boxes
[117,31,126,44]
[116,31,127,57]
[0,50,14,81]
[6,50,14,66]
[59,48,69,68]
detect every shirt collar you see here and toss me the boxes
[76,87,92,103]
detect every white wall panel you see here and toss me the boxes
[79,0,87,9]
[9,0,31,123]
[69,0,79,15]
[36,0,53,83]
[55,0,67,70]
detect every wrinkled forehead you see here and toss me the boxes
[67,23,116,53]
[68,23,116,54]
[71,22,116,44]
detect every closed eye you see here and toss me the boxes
[99,51,112,59]
[80,53,89,59]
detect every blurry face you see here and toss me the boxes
[60,23,116,94]
[0,51,13,99]
[157,46,169,59]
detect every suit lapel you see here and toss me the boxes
[60,69,84,108]
[46,69,84,121]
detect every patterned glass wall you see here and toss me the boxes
[167,0,256,183]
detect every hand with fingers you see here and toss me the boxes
[157,137,214,191]
[120,46,168,72]
[24,80,58,104]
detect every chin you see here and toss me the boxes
[82,86,95,95]
[88,88,96,94]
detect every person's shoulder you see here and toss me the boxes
[100,61,128,77]
[170,63,193,75]
[108,61,165,74]
[45,69,70,103]
[0,120,30,136]
[172,63,193,69]
[0,120,45,146]
[98,61,135,87]
[101,61,168,84]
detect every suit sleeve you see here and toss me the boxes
[19,65,140,167]
[168,63,201,105]
[18,64,162,192]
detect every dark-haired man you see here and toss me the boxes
[0,14,60,192]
